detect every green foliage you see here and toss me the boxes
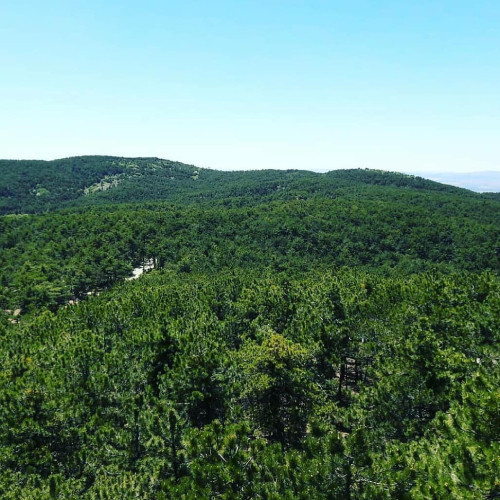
[2,190,500,313]
[1,159,500,497]
[0,268,499,497]
[0,156,495,216]
[238,327,315,445]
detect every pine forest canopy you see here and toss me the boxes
[0,155,488,215]
[0,156,499,498]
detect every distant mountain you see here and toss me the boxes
[0,156,489,215]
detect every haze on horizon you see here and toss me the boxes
[1,1,499,178]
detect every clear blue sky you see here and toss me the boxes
[1,0,499,173]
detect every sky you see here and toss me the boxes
[1,0,499,176]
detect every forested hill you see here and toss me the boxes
[1,155,500,313]
[0,155,487,214]
[1,156,500,498]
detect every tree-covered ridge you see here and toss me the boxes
[1,268,498,498]
[0,155,490,215]
[0,156,199,214]
[485,192,500,201]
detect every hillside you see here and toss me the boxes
[1,157,499,498]
[1,193,500,314]
[0,155,486,214]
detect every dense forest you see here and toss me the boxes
[1,156,499,498]
[0,156,481,215]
